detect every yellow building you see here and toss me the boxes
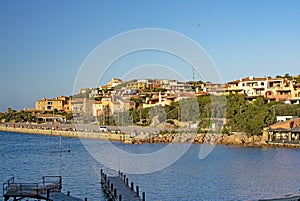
[126,81,146,90]
[35,96,71,112]
[101,97,112,107]
[106,78,122,89]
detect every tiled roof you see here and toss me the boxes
[270,117,300,129]
[228,76,268,84]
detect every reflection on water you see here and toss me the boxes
[0,131,299,200]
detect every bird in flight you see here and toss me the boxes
[193,23,201,27]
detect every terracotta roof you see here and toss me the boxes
[36,114,65,118]
[270,117,300,129]
[176,92,197,97]
[294,83,300,87]
[227,80,240,84]
[195,91,208,95]
[228,76,268,84]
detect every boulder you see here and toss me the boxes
[226,134,236,144]
[253,135,261,142]
[123,140,133,144]
[234,136,243,145]
[247,136,254,143]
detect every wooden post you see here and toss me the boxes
[126,178,129,186]
[136,185,139,197]
[119,194,122,201]
[131,182,134,191]
[46,189,50,199]
[67,191,70,196]
[142,192,145,201]
[123,175,126,182]
[114,188,117,198]
[84,198,87,201]
[111,183,114,191]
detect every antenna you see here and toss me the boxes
[192,61,195,82]
[50,132,71,176]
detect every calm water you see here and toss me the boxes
[0,131,299,201]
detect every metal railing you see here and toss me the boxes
[3,176,62,199]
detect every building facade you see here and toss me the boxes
[35,96,71,112]
[227,76,300,103]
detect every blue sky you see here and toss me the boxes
[1,0,300,111]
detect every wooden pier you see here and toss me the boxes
[101,169,145,201]
[3,176,83,201]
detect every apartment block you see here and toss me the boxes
[227,76,299,103]
[35,96,71,112]
[126,80,147,90]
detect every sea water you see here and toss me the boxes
[0,131,299,201]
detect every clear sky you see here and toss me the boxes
[1,0,300,111]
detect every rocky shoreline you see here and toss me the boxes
[127,133,300,148]
[126,133,264,146]
[0,123,299,148]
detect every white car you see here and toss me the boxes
[99,126,109,132]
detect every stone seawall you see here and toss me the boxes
[0,125,131,142]
[1,125,299,148]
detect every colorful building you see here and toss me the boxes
[266,117,300,143]
[35,96,71,112]
[228,76,299,103]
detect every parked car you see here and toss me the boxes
[111,129,121,134]
[99,126,110,132]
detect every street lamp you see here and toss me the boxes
[131,115,133,127]
[271,105,276,122]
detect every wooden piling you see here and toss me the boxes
[114,188,117,197]
[100,169,144,201]
[131,182,134,191]
[136,186,139,197]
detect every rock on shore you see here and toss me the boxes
[131,132,264,146]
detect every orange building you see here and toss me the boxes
[35,96,71,112]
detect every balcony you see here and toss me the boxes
[275,86,292,91]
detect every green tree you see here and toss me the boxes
[226,95,275,135]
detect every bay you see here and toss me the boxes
[0,131,299,201]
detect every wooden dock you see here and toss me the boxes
[101,169,145,201]
[3,176,84,201]
[45,192,83,201]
